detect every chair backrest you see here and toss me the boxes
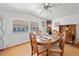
[52,30,58,34]
[36,30,42,36]
[52,30,60,39]
[29,32,39,55]
[59,32,66,51]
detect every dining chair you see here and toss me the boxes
[35,30,42,36]
[52,30,60,39]
[29,32,47,56]
[48,32,66,56]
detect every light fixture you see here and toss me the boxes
[40,3,55,19]
[40,9,53,19]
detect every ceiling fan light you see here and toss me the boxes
[40,9,53,19]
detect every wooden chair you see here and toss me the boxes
[52,30,59,39]
[48,32,66,56]
[29,32,47,56]
[35,30,42,36]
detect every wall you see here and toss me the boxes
[52,18,62,31]
[0,9,46,49]
[52,14,79,42]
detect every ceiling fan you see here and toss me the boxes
[39,3,55,19]
[39,3,55,14]
[36,3,62,19]
[43,3,54,9]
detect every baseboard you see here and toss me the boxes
[0,41,30,51]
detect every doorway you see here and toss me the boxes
[59,24,76,45]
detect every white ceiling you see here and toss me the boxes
[0,3,79,20]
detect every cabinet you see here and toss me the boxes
[59,24,76,44]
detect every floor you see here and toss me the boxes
[0,42,79,56]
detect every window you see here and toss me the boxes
[13,20,28,33]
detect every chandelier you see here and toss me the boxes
[40,3,55,19]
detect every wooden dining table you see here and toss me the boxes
[36,35,59,56]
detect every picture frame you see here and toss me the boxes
[54,22,60,27]
[42,21,45,26]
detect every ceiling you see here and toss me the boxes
[0,3,79,20]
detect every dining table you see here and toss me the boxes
[36,34,59,56]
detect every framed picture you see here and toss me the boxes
[42,21,45,26]
[30,22,39,32]
[54,22,60,27]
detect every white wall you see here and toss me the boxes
[52,14,79,43]
[52,18,61,31]
[0,9,46,49]
[0,16,4,49]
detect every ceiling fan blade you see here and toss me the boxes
[40,9,45,14]
[48,3,55,8]
[47,9,53,13]
[36,4,44,9]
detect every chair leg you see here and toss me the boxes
[31,51,33,56]
[46,50,49,56]
[31,50,35,56]
[37,54,39,56]
[60,52,63,56]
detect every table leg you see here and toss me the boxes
[47,43,51,56]
[48,49,50,56]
